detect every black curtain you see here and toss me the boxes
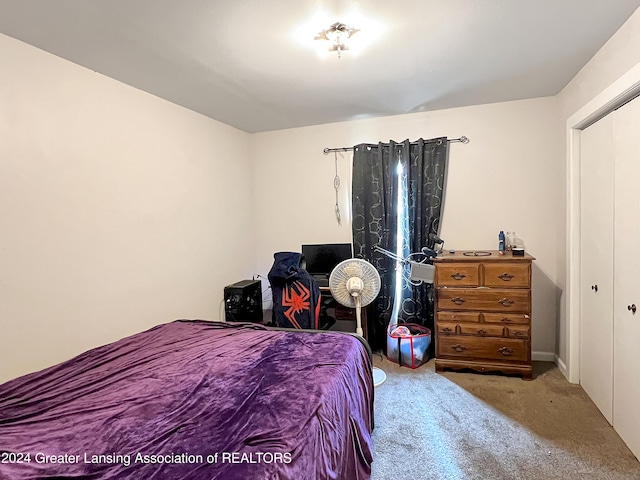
[352,138,448,353]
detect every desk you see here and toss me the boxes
[319,287,368,339]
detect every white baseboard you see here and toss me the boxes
[532,351,556,362]
[555,356,574,382]
[530,353,576,383]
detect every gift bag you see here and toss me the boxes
[386,323,431,369]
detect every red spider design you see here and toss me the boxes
[281,281,311,329]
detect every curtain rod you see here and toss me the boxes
[322,135,469,155]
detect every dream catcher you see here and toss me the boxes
[333,151,342,225]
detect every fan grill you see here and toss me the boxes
[329,259,381,308]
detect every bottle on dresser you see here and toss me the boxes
[498,230,505,255]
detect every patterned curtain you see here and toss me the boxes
[352,138,448,353]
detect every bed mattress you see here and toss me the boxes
[0,320,373,479]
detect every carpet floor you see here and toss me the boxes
[370,356,640,480]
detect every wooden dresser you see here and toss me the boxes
[433,250,535,380]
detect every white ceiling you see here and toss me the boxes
[1,0,639,133]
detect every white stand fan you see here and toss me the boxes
[329,258,386,387]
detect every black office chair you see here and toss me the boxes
[267,252,322,330]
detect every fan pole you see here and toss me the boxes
[355,295,364,337]
[328,258,386,387]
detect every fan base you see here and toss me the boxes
[373,367,386,387]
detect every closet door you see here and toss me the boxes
[613,96,640,459]
[580,113,614,424]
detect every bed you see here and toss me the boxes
[0,320,374,480]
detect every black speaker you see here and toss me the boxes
[224,279,263,323]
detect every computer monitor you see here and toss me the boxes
[301,243,353,277]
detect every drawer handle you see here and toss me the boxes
[498,273,514,281]
[500,317,512,323]
[441,327,453,333]
[451,272,466,280]
[477,329,487,335]
[513,330,526,337]
[451,297,466,305]
[498,298,514,307]
[498,346,514,356]
[451,344,466,352]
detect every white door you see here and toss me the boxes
[580,113,614,424]
[613,96,640,459]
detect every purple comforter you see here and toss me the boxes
[0,320,373,480]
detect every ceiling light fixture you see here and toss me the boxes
[314,22,360,59]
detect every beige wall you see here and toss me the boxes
[5,5,640,384]
[0,34,254,384]
[250,97,563,359]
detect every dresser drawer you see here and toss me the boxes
[437,321,459,335]
[483,263,531,288]
[435,263,480,287]
[459,324,506,337]
[506,326,530,339]
[437,312,480,323]
[436,288,530,312]
[437,336,529,362]
[483,313,530,325]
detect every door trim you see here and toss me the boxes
[566,62,640,384]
